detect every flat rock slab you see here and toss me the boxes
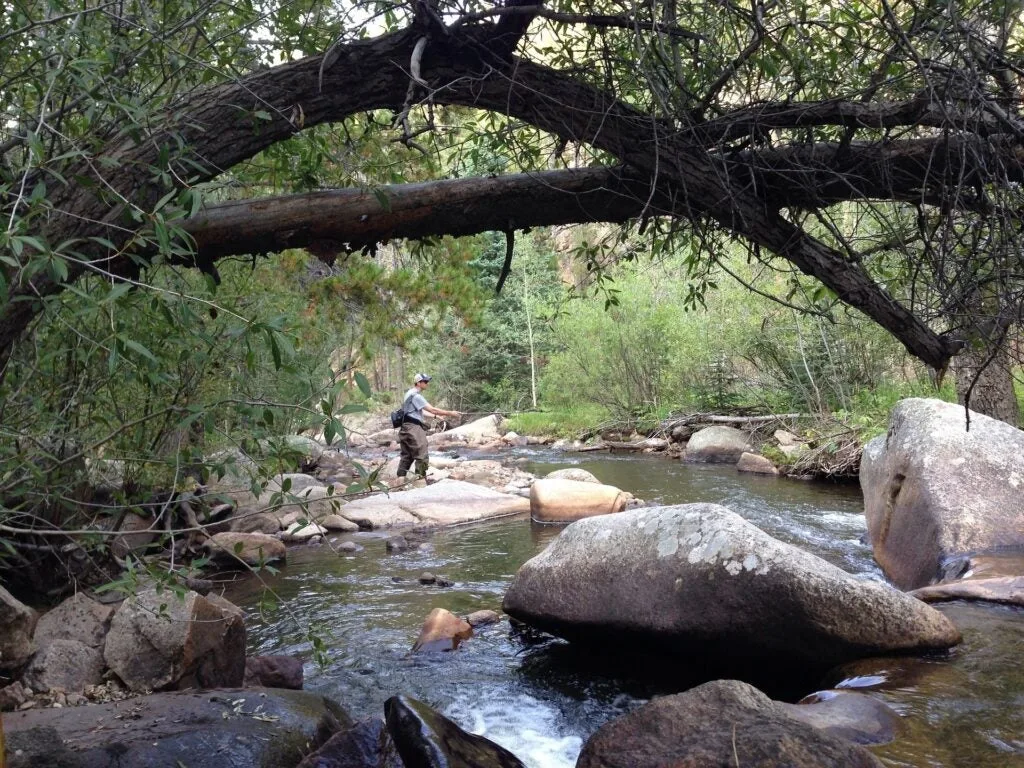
[3,688,350,768]
[340,480,529,529]
[910,576,1024,607]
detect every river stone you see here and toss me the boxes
[545,467,601,483]
[3,687,350,768]
[781,689,902,745]
[503,504,960,685]
[103,588,246,692]
[0,584,38,670]
[412,608,473,652]
[682,425,751,463]
[297,717,404,768]
[861,397,1024,589]
[428,414,503,446]
[267,472,323,494]
[530,478,629,523]
[110,510,159,558]
[203,531,286,566]
[282,520,329,541]
[22,638,104,693]
[244,655,304,689]
[384,694,527,768]
[33,593,114,650]
[340,480,529,529]
[736,451,780,475]
[576,680,884,768]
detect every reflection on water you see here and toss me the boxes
[220,450,1023,768]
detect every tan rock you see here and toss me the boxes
[737,452,780,475]
[203,532,286,566]
[281,520,327,541]
[530,478,629,523]
[683,425,751,463]
[545,468,600,483]
[319,514,359,532]
[412,608,472,652]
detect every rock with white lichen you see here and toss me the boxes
[502,504,960,688]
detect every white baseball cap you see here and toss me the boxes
[414,373,433,383]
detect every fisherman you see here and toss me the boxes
[397,373,462,479]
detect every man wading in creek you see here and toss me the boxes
[397,373,461,481]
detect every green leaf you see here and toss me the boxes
[354,371,372,398]
[122,338,159,364]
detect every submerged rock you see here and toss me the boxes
[384,694,526,767]
[782,689,902,746]
[503,504,960,687]
[861,397,1024,589]
[576,680,883,767]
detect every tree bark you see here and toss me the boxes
[954,343,1020,427]
[4,21,1011,372]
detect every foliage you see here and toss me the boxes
[505,403,611,439]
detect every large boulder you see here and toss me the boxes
[529,478,630,523]
[340,480,529,529]
[576,680,883,768]
[429,414,503,446]
[682,425,751,463]
[33,593,114,650]
[503,504,960,686]
[103,588,246,692]
[861,397,1024,589]
[3,688,350,768]
[0,585,38,670]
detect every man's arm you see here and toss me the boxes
[423,404,461,419]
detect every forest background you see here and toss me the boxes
[2,0,1023,597]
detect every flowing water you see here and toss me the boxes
[221,450,1024,767]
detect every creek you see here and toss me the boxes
[221,449,1024,768]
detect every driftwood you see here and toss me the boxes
[604,438,670,451]
[663,413,807,428]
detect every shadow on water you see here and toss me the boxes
[220,450,1024,768]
